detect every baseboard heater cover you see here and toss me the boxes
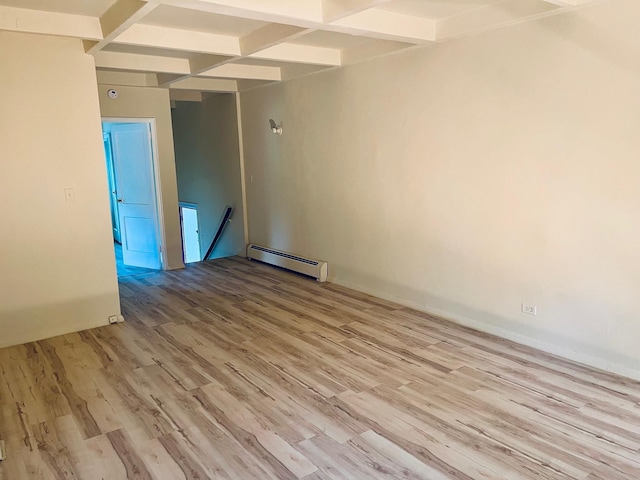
[247,244,328,282]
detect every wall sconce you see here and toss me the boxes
[269,118,283,135]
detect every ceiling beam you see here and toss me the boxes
[113,23,241,55]
[240,23,309,56]
[189,54,235,75]
[152,0,432,45]
[170,77,238,93]
[93,51,191,74]
[5,0,593,96]
[170,90,203,102]
[155,53,236,87]
[85,0,158,54]
[201,63,282,81]
[250,43,341,66]
[330,8,436,43]
[321,0,391,23]
[436,0,560,40]
[0,6,102,40]
[237,79,279,91]
[96,70,157,87]
[152,52,236,87]
[156,73,184,86]
[149,0,324,23]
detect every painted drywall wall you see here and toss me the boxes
[97,84,184,270]
[240,0,640,379]
[171,95,245,259]
[0,31,121,348]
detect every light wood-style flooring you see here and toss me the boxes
[1,257,640,479]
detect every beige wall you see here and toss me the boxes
[172,95,246,259]
[240,0,640,379]
[97,84,184,270]
[0,31,121,348]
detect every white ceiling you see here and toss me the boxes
[0,0,118,17]
[140,5,268,36]
[0,0,601,97]
[291,30,374,50]
[102,43,202,59]
[378,0,504,20]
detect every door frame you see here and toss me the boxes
[103,131,121,244]
[102,117,167,270]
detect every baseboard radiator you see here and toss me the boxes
[246,244,328,282]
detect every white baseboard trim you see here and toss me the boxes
[331,278,640,382]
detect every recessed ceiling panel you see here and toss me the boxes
[140,5,268,36]
[379,0,503,20]
[0,0,117,16]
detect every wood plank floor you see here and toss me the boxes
[1,257,640,479]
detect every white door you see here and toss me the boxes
[110,123,162,270]
[180,205,201,263]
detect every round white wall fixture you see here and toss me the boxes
[107,89,118,99]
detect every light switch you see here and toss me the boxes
[64,188,75,202]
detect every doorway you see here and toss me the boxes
[102,119,164,277]
[179,203,201,263]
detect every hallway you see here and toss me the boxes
[114,242,157,278]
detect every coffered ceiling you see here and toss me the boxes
[0,0,600,100]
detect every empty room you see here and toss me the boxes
[1,0,640,478]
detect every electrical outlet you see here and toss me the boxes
[108,315,119,324]
[521,303,537,316]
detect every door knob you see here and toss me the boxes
[117,198,123,203]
